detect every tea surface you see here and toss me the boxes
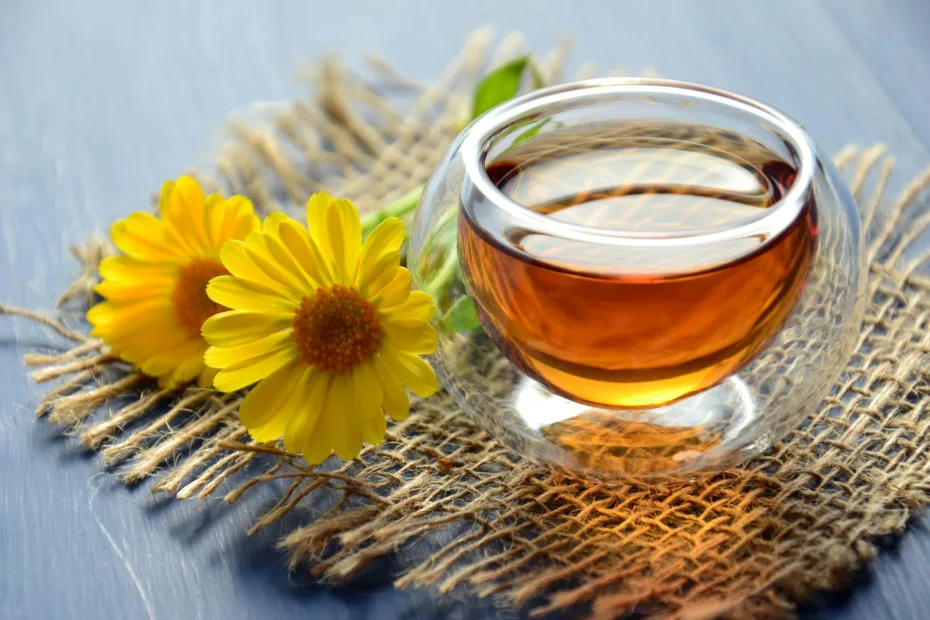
[459,120,816,407]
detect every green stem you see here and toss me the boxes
[422,246,459,301]
[362,185,461,304]
[433,206,458,235]
[419,205,462,300]
[360,186,423,237]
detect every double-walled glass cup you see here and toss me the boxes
[410,79,864,477]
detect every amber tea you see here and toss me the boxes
[459,120,817,408]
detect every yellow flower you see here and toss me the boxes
[202,193,439,464]
[88,176,260,388]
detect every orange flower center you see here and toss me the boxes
[292,285,382,374]
[172,258,230,337]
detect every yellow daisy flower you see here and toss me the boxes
[203,193,438,464]
[88,176,260,388]
[202,192,439,464]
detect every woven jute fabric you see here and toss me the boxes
[3,32,930,619]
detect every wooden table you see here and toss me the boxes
[2,1,928,618]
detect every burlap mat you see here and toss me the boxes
[3,31,930,619]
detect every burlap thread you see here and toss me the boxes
[3,31,930,618]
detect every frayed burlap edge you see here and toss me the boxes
[3,30,930,619]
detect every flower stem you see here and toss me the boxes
[361,185,461,305]
[360,186,423,237]
[422,246,459,301]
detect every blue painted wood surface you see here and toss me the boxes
[1,1,928,618]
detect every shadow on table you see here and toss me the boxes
[165,480,534,620]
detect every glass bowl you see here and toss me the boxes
[409,78,865,478]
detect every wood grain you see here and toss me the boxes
[1,1,927,618]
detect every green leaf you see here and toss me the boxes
[471,55,529,120]
[440,296,481,334]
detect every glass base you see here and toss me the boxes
[496,375,765,478]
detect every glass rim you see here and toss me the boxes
[459,77,816,248]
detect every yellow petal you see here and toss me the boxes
[373,268,411,309]
[353,362,385,445]
[98,255,176,283]
[253,368,313,444]
[87,299,172,329]
[158,179,176,217]
[213,341,298,392]
[356,218,404,288]
[168,350,207,386]
[260,229,317,294]
[159,176,200,220]
[370,356,410,421]
[143,352,188,379]
[206,194,228,248]
[197,366,219,388]
[93,309,185,348]
[240,232,307,292]
[357,253,401,300]
[206,276,298,314]
[109,213,181,262]
[165,175,210,253]
[206,193,258,248]
[380,291,435,322]
[156,178,205,257]
[306,192,335,259]
[202,310,292,347]
[94,279,174,303]
[230,196,261,240]
[157,373,179,389]
[262,212,289,237]
[277,218,333,287]
[238,359,305,435]
[323,373,362,461]
[289,372,332,463]
[204,330,293,369]
[326,198,362,284]
[218,240,298,300]
[377,344,438,397]
[383,320,437,355]
[103,325,191,364]
[139,338,204,380]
